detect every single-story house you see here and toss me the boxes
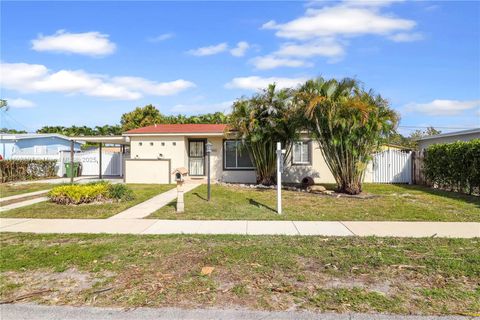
[0,133,83,159]
[417,128,480,151]
[123,124,375,184]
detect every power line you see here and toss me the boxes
[398,125,478,130]
[0,111,34,132]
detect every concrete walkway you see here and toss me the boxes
[10,176,123,185]
[109,183,200,219]
[1,218,478,238]
[10,176,86,185]
[0,197,48,212]
[0,303,473,320]
[0,190,50,203]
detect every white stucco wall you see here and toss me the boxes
[125,134,375,184]
[129,136,185,183]
[124,159,171,184]
[283,140,336,184]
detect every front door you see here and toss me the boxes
[188,140,205,176]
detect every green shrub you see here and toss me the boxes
[0,159,57,182]
[48,182,135,205]
[424,139,480,195]
[108,183,134,201]
[49,182,110,205]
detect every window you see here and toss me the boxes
[34,146,47,154]
[150,142,154,146]
[292,141,311,165]
[223,140,254,170]
[138,142,143,146]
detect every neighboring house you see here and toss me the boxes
[0,133,82,159]
[123,124,375,184]
[417,128,480,151]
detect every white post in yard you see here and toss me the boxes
[276,142,282,214]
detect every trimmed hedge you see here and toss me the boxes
[0,159,57,183]
[424,139,480,195]
[48,182,134,205]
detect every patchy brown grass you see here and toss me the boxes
[1,233,479,315]
[0,183,52,198]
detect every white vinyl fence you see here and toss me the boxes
[12,150,123,177]
[372,149,412,184]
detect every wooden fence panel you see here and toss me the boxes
[411,150,427,185]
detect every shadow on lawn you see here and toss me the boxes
[248,198,276,212]
[193,192,208,201]
[392,184,480,209]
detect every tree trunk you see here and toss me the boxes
[257,175,276,186]
[339,181,362,195]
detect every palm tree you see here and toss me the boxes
[297,77,398,194]
[230,84,300,185]
[0,99,8,111]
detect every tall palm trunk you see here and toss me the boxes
[249,140,277,185]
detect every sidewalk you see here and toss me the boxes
[1,218,478,238]
[0,197,48,212]
[0,190,50,203]
[1,303,473,320]
[109,183,200,219]
[10,176,123,185]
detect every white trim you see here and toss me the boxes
[0,133,85,144]
[292,140,311,165]
[73,136,128,144]
[415,128,480,141]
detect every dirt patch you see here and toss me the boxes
[1,268,112,304]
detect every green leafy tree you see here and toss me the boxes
[120,104,163,131]
[409,126,441,141]
[297,77,398,195]
[389,126,442,149]
[36,125,122,136]
[230,84,300,185]
[0,128,27,134]
[36,126,68,135]
[94,125,122,136]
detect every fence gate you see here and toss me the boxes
[372,149,412,184]
[60,150,123,177]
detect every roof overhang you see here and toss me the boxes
[70,136,130,145]
[415,128,480,141]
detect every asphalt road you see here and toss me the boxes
[0,304,474,320]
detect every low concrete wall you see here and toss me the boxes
[221,170,257,184]
[125,159,171,184]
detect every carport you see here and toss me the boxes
[67,136,131,183]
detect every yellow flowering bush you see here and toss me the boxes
[48,182,134,205]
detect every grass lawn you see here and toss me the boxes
[0,183,54,198]
[0,184,175,219]
[149,184,480,222]
[0,233,478,315]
